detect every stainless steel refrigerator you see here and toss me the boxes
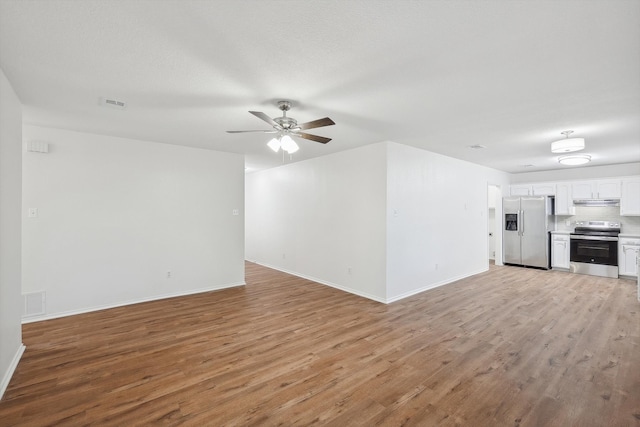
[503,196,554,269]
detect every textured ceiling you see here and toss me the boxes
[1,0,638,173]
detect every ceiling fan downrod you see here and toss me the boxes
[275,101,297,130]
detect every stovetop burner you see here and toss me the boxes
[572,220,620,237]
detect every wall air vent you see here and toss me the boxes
[99,97,127,109]
[468,144,486,149]
[23,291,46,317]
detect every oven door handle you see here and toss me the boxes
[570,235,619,242]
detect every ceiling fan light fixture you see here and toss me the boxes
[558,154,591,166]
[267,137,281,152]
[551,130,585,153]
[280,135,299,154]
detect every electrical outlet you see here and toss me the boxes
[167,271,172,279]
[28,208,38,218]
[348,266,352,275]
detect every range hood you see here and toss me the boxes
[573,199,620,207]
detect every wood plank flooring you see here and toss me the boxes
[1,262,639,426]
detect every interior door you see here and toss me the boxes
[521,196,548,268]
[503,197,521,264]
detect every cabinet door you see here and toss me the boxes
[555,183,574,215]
[572,181,595,199]
[510,185,531,196]
[619,244,640,276]
[596,179,621,198]
[552,237,570,269]
[532,183,556,196]
[621,178,640,216]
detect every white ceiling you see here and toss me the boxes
[1,0,638,174]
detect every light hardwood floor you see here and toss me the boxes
[1,262,639,426]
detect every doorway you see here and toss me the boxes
[488,184,501,265]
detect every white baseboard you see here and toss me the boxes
[251,261,487,305]
[385,267,488,303]
[251,261,387,303]
[1,343,25,400]
[22,281,246,324]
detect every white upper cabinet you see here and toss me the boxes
[596,179,622,198]
[509,176,636,215]
[571,181,595,199]
[571,179,621,199]
[510,185,531,196]
[510,183,555,197]
[620,177,640,216]
[555,183,574,215]
[532,183,556,196]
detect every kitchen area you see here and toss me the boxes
[502,175,640,301]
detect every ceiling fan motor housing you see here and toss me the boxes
[274,116,298,130]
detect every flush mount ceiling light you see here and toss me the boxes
[267,134,299,154]
[551,130,585,153]
[558,154,591,166]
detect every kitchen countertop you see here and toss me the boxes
[551,230,572,234]
[619,233,640,238]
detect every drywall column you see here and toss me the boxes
[0,68,24,398]
[385,142,509,302]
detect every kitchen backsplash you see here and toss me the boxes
[555,206,640,234]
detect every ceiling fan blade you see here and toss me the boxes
[249,111,281,129]
[291,132,332,144]
[297,117,335,130]
[226,130,279,134]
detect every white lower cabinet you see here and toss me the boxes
[551,234,570,269]
[619,238,640,277]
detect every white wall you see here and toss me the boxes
[22,125,245,320]
[246,141,510,304]
[385,143,509,302]
[510,162,640,183]
[0,68,24,398]
[246,143,388,301]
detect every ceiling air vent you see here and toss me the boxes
[468,144,486,149]
[99,97,126,109]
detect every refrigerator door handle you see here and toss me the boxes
[518,210,524,236]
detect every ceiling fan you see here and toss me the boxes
[226,101,335,153]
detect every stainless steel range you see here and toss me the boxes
[570,220,620,278]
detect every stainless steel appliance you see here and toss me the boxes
[570,221,620,278]
[503,196,554,269]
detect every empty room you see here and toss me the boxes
[1,1,639,426]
